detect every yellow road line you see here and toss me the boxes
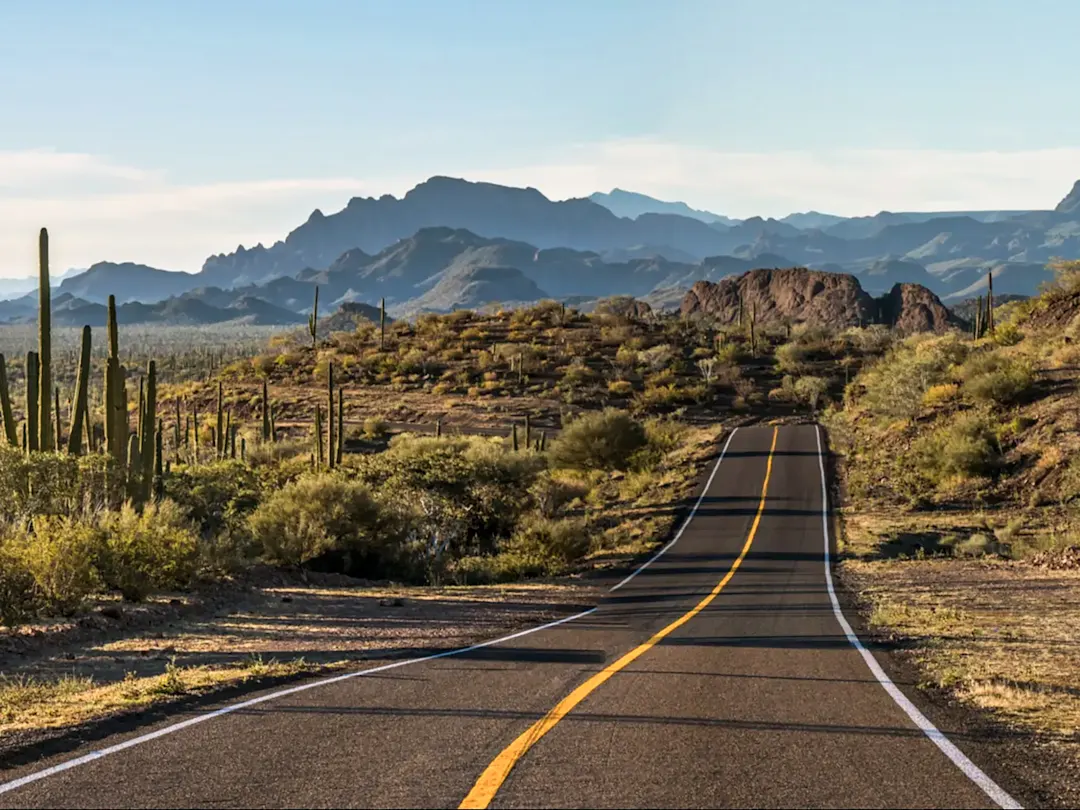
[459,426,780,809]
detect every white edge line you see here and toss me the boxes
[1,426,741,796]
[814,425,1022,810]
[0,606,597,795]
[609,426,739,592]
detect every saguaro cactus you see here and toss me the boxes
[0,354,17,446]
[67,327,92,454]
[327,362,335,470]
[336,386,344,464]
[524,414,531,449]
[38,228,53,452]
[216,381,224,459]
[26,351,39,453]
[53,388,62,451]
[987,271,995,336]
[308,286,319,347]
[379,297,386,350]
[140,361,157,501]
[314,403,324,468]
[261,379,271,442]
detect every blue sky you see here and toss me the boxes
[2,0,1079,275]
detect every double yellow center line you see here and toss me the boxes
[460,427,779,809]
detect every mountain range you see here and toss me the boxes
[1,176,1077,326]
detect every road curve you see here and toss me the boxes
[0,425,1021,809]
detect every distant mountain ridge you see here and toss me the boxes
[4,175,1078,325]
[589,189,740,226]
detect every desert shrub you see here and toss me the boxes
[165,461,261,539]
[248,474,380,569]
[715,342,745,364]
[957,351,1034,406]
[529,471,591,518]
[560,360,597,388]
[4,517,103,616]
[363,416,389,439]
[348,435,544,558]
[98,500,199,601]
[0,539,36,626]
[793,376,828,411]
[913,413,1001,484]
[550,409,648,471]
[0,448,126,524]
[841,325,894,355]
[504,515,589,565]
[446,552,549,585]
[775,342,811,373]
[853,333,970,419]
[607,379,634,397]
[637,344,675,372]
[922,383,960,408]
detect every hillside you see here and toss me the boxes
[58,262,199,304]
[401,265,549,315]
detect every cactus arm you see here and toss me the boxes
[0,354,17,445]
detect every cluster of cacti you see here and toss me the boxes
[510,418,546,453]
[972,273,996,340]
[315,362,345,468]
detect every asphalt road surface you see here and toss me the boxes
[0,425,1021,809]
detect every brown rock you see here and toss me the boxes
[876,283,959,334]
[681,268,875,328]
[681,267,957,334]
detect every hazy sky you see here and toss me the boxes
[2,0,1079,276]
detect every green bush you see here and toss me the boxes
[550,409,648,471]
[957,352,1034,406]
[165,461,261,538]
[0,539,36,626]
[0,448,126,524]
[446,552,549,585]
[914,413,1001,484]
[505,515,590,565]
[248,474,380,568]
[529,471,591,518]
[4,517,103,617]
[99,500,200,601]
[363,416,389,439]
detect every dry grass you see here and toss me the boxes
[0,580,600,741]
[841,556,1080,739]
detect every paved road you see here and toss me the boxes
[0,425,1020,809]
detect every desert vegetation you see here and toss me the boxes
[0,230,740,633]
[824,259,1080,761]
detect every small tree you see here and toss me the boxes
[794,375,828,413]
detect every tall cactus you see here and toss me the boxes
[191,402,200,464]
[336,386,344,465]
[215,381,224,460]
[26,351,39,453]
[139,361,157,501]
[379,297,386,350]
[154,420,164,500]
[261,379,271,442]
[327,362,335,470]
[314,403,324,468]
[524,414,531,449]
[308,286,319,347]
[987,271,995,336]
[0,354,17,446]
[38,228,53,452]
[70,327,98,455]
[54,388,62,451]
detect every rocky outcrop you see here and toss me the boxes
[876,283,959,334]
[681,267,957,334]
[680,268,876,328]
[592,296,654,320]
